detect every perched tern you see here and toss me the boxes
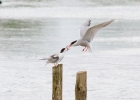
[68,19,114,52]
[40,46,68,66]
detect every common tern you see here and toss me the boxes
[68,19,114,52]
[40,46,68,66]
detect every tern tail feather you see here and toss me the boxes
[44,62,48,67]
[39,58,48,60]
[88,47,93,53]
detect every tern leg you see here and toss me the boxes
[82,47,86,52]
[85,47,88,52]
[54,63,56,66]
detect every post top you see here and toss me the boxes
[52,64,63,68]
[77,71,87,74]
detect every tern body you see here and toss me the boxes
[69,19,114,52]
[40,48,67,66]
[71,39,92,52]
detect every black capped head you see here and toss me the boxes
[70,40,77,45]
[0,1,2,4]
[67,40,77,50]
[60,48,65,53]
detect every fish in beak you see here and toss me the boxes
[67,44,72,50]
[66,45,71,51]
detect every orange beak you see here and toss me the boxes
[66,45,71,51]
[68,44,72,50]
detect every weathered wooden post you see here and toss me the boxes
[52,64,63,100]
[75,71,87,100]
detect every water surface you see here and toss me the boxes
[0,0,140,100]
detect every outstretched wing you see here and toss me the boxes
[82,19,114,42]
[80,19,91,38]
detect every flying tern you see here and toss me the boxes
[68,19,114,52]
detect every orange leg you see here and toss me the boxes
[82,47,86,52]
[82,47,88,52]
[84,47,88,52]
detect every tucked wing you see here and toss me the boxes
[40,54,59,63]
[80,19,91,38]
[82,19,114,42]
[49,54,59,62]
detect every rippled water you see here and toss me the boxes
[0,0,140,100]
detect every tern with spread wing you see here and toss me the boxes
[40,47,68,66]
[68,19,114,52]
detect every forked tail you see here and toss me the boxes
[88,47,93,53]
[44,62,49,67]
[39,58,47,60]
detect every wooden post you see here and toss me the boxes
[52,64,63,100]
[75,71,87,100]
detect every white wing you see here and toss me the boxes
[82,19,114,42]
[80,19,91,38]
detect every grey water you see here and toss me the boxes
[0,0,140,100]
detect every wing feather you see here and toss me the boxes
[40,54,59,63]
[82,19,114,42]
[80,19,91,38]
[50,54,59,61]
